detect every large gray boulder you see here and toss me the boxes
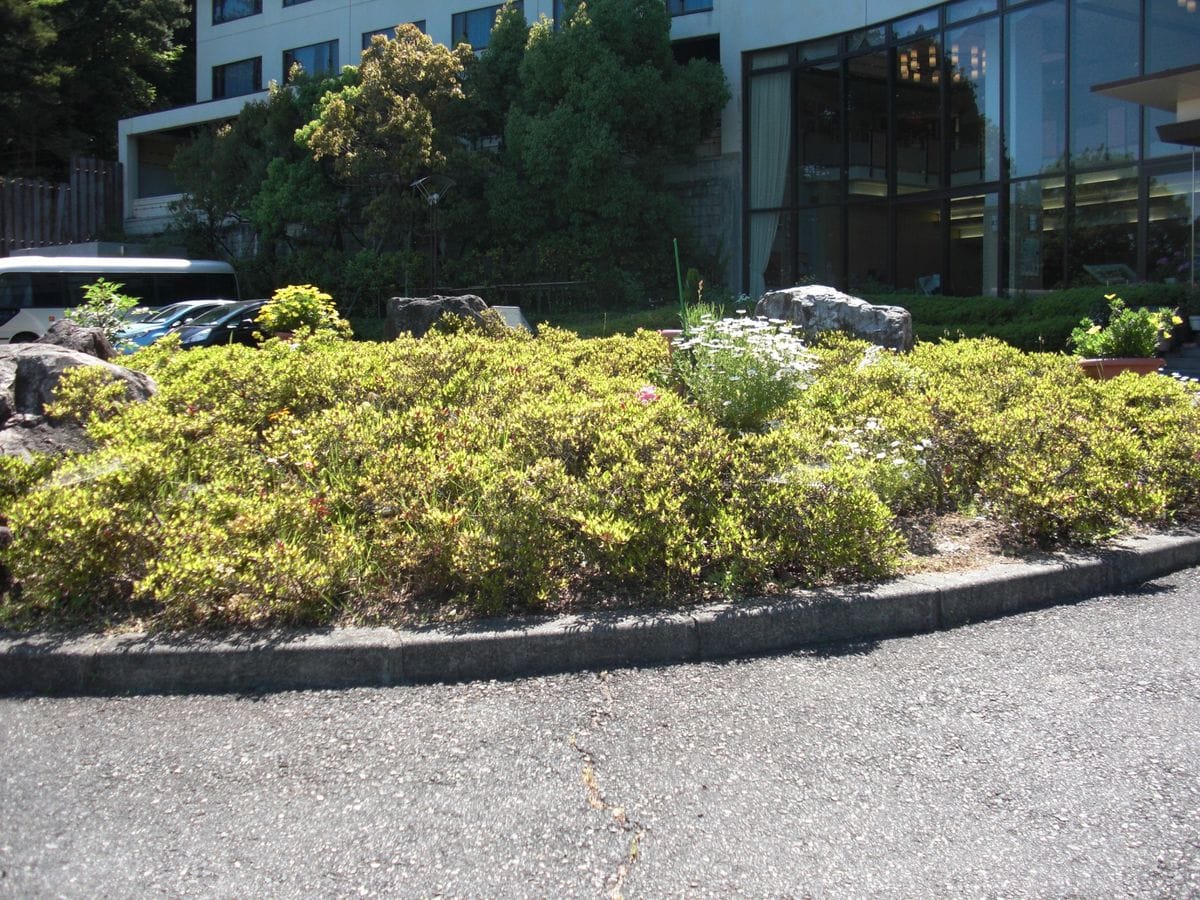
[0,344,156,459]
[36,320,116,361]
[755,285,913,352]
[384,295,491,340]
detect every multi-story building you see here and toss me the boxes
[119,0,1199,297]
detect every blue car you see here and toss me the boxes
[116,300,236,352]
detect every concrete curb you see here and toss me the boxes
[3,531,1199,696]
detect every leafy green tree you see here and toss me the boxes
[0,0,66,175]
[446,0,729,302]
[170,73,350,291]
[0,0,190,178]
[299,24,473,247]
[458,1,529,146]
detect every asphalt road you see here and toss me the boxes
[3,569,1199,898]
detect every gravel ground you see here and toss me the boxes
[2,570,1198,898]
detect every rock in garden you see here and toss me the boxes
[36,320,116,361]
[0,344,156,458]
[755,285,913,352]
[384,294,492,340]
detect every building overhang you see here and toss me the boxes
[1093,63,1200,148]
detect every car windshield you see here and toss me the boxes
[188,302,257,326]
[143,303,193,324]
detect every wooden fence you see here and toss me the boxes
[0,158,123,256]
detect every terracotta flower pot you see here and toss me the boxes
[1078,357,1164,379]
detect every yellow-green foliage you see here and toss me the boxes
[255,284,351,337]
[43,366,133,426]
[4,327,1200,628]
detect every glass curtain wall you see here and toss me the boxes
[1147,164,1200,286]
[744,0,1197,297]
[947,16,999,186]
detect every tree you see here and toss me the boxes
[0,0,190,178]
[170,72,352,294]
[0,0,68,175]
[458,1,529,147]
[165,1,729,308]
[445,0,730,302]
[299,25,473,247]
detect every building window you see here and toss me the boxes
[667,0,712,15]
[212,57,261,99]
[452,3,523,51]
[212,0,260,25]
[362,22,426,51]
[1069,0,1139,165]
[283,40,339,81]
[1004,0,1067,179]
[948,16,1001,185]
[742,0,1194,296]
[282,0,314,6]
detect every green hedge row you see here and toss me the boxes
[4,323,1200,630]
[874,284,1198,352]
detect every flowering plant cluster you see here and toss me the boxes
[1069,293,1180,359]
[255,284,351,338]
[672,312,817,432]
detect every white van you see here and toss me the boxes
[0,257,239,343]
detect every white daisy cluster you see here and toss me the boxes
[672,313,818,431]
[831,418,932,471]
[676,314,818,382]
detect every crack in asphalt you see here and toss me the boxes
[570,671,648,900]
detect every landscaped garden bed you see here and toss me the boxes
[3,315,1200,631]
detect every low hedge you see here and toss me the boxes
[878,284,1198,352]
[3,324,1200,629]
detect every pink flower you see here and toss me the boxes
[636,385,659,404]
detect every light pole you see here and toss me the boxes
[412,175,455,293]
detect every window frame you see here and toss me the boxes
[666,0,713,16]
[211,56,262,100]
[282,39,340,82]
[211,0,261,26]
[451,2,524,51]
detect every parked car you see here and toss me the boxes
[115,299,236,351]
[175,299,268,349]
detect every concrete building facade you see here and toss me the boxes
[118,0,1199,296]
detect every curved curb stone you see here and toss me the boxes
[3,532,1199,697]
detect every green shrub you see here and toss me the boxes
[0,455,57,517]
[43,366,137,426]
[882,284,1197,352]
[4,323,1200,629]
[255,283,351,337]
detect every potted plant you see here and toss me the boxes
[1069,293,1180,379]
[1186,292,1200,334]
